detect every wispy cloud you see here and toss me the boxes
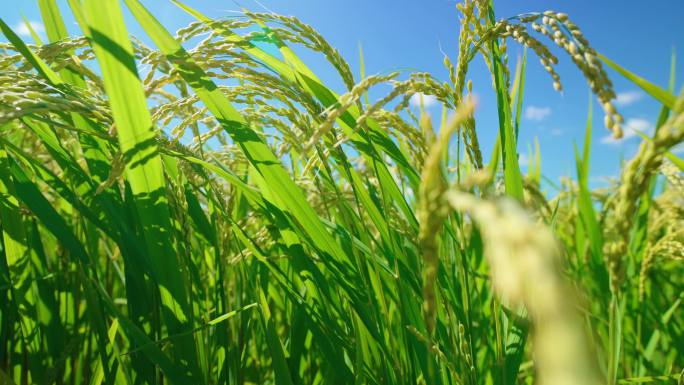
[518,153,529,167]
[600,117,653,144]
[524,105,551,121]
[409,92,437,108]
[589,175,618,186]
[550,128,563,136]
[672,143,684,155]
[13,20,45,37]
[614,90,643,107]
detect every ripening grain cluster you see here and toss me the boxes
[0,0,682,385]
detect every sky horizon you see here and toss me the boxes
[2,0,682,191]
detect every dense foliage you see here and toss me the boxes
[0,1,682,384]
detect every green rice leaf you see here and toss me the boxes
[599,53,676,109]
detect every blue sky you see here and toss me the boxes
[2,0,683,189]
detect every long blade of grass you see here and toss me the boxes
[172,0,420,229]
[486,4,523,201]
[124,0,351,266]
[81,0,201,381]
[598,53,676,108]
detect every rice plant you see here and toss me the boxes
[0,0,682,384]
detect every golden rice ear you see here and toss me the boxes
[304,72,400,151]
[604,99,684,293]
[418,99,475,334]
[661,160,684,193]
[464,9,625,138]
[446,190,602,385]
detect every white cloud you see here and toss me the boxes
[614,90,644,107]
[518,153,529,167]
[13,20,44,37]
[550,128,563,136]
[600,117,653,145]
[524,106,551,121]
[409,92,437,108]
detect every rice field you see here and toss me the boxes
[0,0,682,384]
